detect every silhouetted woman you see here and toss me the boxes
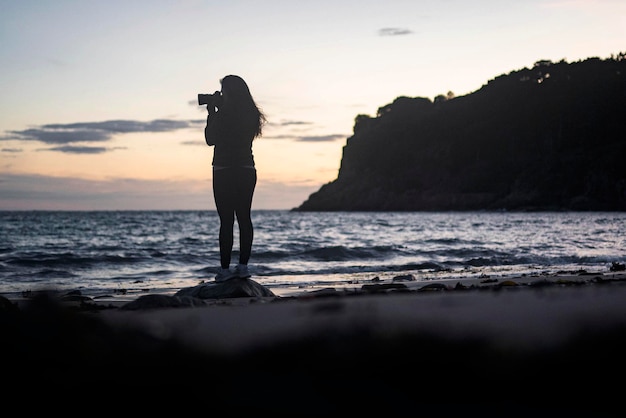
[204,75,266,281]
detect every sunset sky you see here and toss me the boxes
[1,0,624,210]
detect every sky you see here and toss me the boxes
[1,0,625,210]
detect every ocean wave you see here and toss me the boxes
[1,210,624,295]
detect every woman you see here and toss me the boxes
[204,75,266,281]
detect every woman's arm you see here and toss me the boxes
[204,110,217,146]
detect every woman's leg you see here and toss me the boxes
[234,168,257,265]
[213,168,236,269]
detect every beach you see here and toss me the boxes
[3,271,625,416]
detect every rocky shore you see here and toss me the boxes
[2,272,625,415]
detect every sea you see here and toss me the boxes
[0,210,624,300]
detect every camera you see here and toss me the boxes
[198,91,223,107]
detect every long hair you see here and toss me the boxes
[220,75,266,138]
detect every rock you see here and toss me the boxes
[361,282,408,293]
[392,274,416,282]
[293,58,626,212]
[120,294,208,310]
[417,283,449,291]
[610,262,625,272]
[174,277,276,299]
[0,295,19,313]
[115,278,277,311]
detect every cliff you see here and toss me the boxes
[294,54,626,211]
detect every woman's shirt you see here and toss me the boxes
[205,108,256,168]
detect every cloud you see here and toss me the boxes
[0,173,212,210]
[297,134,346,142]
[262,133,347,142]
[42,145,110,154]
[261,134,297,140]
[44,119,197,133]
[276,120,313,126]
[0,173,317,210]
[181,140,204,146]
[1,148,22,153]
[378,27,413,36]
[264,120,314,129]
[1,119,203,145]
[6,128,112,144]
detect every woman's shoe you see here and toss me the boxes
[215,268,236,282]
[235,264,250,279]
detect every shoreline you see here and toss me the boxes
[100,272,626,351]
[3,271,626,414]
[3,267,624,307]
[0,268,626,307]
